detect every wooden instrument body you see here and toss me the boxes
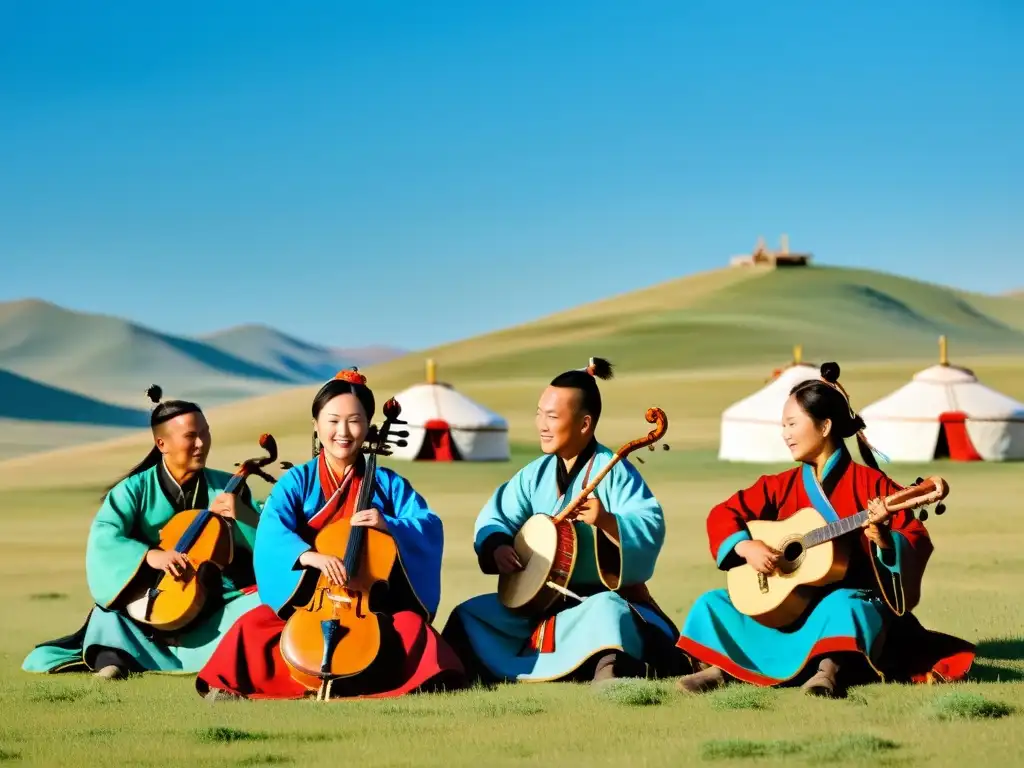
[496,406,670,616]
[498,514,578,615]
[123,509,233,632]
[279,515,399,689]
[120,433,282,634]
[725,507,850,629]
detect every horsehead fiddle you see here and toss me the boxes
[123,432,287,632]
[279,396,411,701]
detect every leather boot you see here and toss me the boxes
[675,664,728,693]
[802,657,842,697]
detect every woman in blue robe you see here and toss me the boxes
[195,369,467,699]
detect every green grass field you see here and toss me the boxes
[1,354,1023,766]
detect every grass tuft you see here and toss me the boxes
[701,733,899,762]
[196,727,268,744]
[926,691,1015,721]
[593,679,668,707]
[708,686,774,711]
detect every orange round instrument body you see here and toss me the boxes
[279,519,398,689]
[278,396,410,698]
[122,433,283,633]
[124,510,233,632]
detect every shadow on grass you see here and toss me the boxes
[975,637,1024,662]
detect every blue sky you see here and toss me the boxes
[1,1,1020,349]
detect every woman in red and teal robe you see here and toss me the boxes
[676,362,975,697]
[195,370,466,700]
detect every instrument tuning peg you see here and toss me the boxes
[280,461,294,470]
[636,457,645,464]
[935,503,946,515]
[392,430,409,438]
[663,444,670,450]
[395,440,408,447]
[918,508,929,522]
[915,477,924,485]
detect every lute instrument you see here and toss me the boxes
[124,433,284,632]
[497,407,669,616]
[279,398,409,700]
[726,475,950,628]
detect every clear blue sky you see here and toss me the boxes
[1,1,1020,350]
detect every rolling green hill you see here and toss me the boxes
[0,299,404,408]
[363,264,1024,383]
[3,263,1024,476]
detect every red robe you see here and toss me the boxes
[195,453,466,699]
[677,449,974,684]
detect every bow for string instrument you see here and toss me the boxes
[123,433,284,632]
[497,407,670,616]
[279,399,409,701]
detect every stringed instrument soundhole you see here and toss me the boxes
[780,539,806,573]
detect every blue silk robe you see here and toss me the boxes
[253,457,444,620]
[443,442,677,682]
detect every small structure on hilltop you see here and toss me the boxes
[388,359,509,462]
[730,235,812,268]
[719,345,820,463]
[859,336,1024,462]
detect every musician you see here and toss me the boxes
[22,387,261,679]
[675,362,975,697]
[441,358,686,684]
[195,370,466,700]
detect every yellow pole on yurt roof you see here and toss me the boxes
[939,335,949,366]
[426,358,437,384]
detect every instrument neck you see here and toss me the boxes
[803,510,871,548]
[223,473,247,497]
[342,453,378,577]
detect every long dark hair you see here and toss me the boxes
[311,369,376,456]
[550,356,614,426]
[789,362,880,470]
[102,385,202,498]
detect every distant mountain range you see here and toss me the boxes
[1,298,406,425]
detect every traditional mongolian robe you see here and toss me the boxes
[676,447,975,686]
[23,463,260,675]
[194,453,466,699]
[441,439,684,682]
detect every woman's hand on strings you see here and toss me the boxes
[300,552,348,585]
[351,507,389,531]
[864,497,894,549]
[735,540,780,575]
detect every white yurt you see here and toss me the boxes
[719,346,820,462]
[859,337,1024,462]
[388,359,509,462]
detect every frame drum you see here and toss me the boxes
[497,514,578,615]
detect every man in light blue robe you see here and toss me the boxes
[441,358,687,684]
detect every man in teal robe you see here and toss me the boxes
[441,358,687,683]
[22,388,263,679]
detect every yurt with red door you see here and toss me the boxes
[859,337,1024,462]
[388,359,509,462]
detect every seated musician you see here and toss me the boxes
[195,369,466,700]
[22,386,261,680]
[675,362,975,697]
[441,358,686,684]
